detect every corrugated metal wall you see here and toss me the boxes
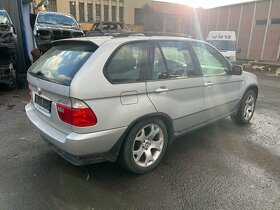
[0,0,30,72]
[197,0,280,62]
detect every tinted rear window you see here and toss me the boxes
[29,43,97,86]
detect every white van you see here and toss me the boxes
[207,31,237,62]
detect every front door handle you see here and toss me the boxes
[204,81,214,87]
[155,87,169,93]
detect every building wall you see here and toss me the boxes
[149,0,279,62]
[34,0,280,62]
[238,3,254,59]
[150,2,193,34]
[263,0,280,61]
[35,0,151,31]
[197,0,280,62]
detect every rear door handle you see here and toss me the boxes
[155,87,169,93]
[204,81,214,87]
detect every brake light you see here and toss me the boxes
[56,99,97,127]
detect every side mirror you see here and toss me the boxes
[232,65,243,75]
[237,49,241,53]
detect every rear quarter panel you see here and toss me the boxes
[70,39,156,134]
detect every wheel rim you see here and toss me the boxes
[243,94,255,121]
[132,124,164,167]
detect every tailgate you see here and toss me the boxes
[28,74,72,134]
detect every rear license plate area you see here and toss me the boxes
[35,94,52,113]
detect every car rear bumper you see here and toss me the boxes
[25,103,127,164]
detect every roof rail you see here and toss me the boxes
[112,32,192,38]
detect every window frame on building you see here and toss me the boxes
[96,4,101,21]
[46,0,57,12]
[79,2,85,22]
[271,18,280,25]
[119,7,124,22]
[255,19,267,26]
[104,5,109,21]
[69,1,76,19]
[87,3,93,22]
[112,6,117,22]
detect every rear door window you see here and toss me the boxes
[147,41,199,80]
[105,41,148,83]
[29,42,97,86]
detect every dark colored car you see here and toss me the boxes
[86,21,131,37]
[0,10,16,51]
[0,9,17,87]
[34,12,84,51]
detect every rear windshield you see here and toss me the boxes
[29,42,97,86]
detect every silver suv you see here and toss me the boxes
[25,35,258,174]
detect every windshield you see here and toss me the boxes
[28,43,97,86]
[0,11,11,25]
[208,40,236,51]
[37,13,78,27]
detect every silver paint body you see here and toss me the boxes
[25,36,258,160]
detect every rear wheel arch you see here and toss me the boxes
[126,113,174,143]
[112,113,174,161]
[117,115,171,174]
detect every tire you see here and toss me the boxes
[231,90,256,124]
[118,118,169,174]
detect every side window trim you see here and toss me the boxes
[103,40,149,84]
[146,40,169,81]
[184,41,203,77]
[156,41,170,75]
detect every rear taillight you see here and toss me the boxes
[56,99,97,127]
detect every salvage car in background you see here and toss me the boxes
[0,9,17,87]
[34,11,84,52]
[86,21,131,36]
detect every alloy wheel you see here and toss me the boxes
[132,124,164,167]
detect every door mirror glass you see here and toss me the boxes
[232,65,243,75]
